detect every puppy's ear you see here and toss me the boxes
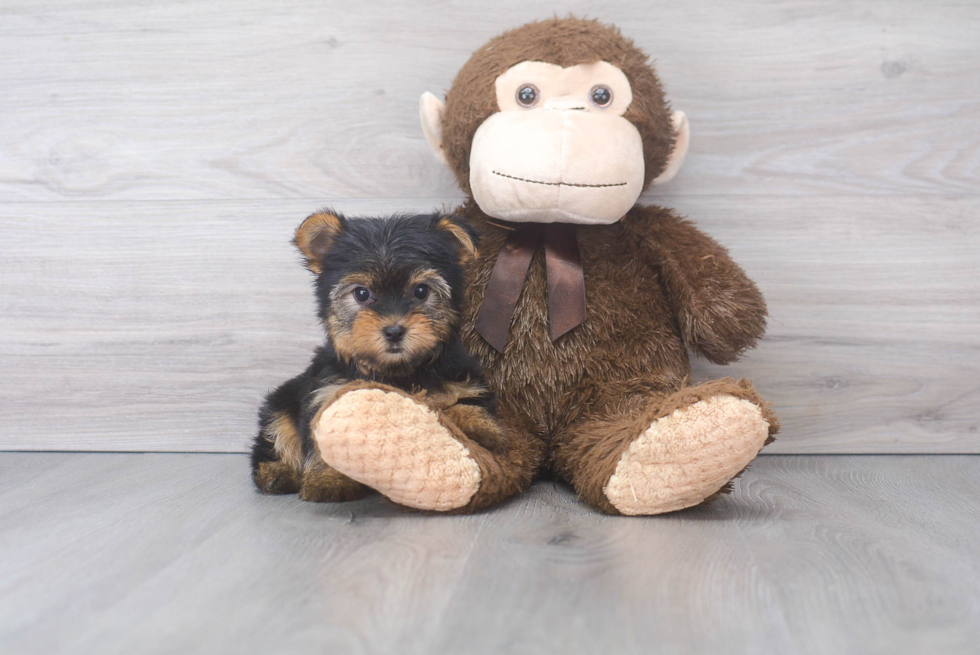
[435,215,479,262]
[294,210,344,274]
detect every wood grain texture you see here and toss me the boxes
[1,196,977,452]
[1,1,978,453]
[680,194,980,453]
[1,453,979,655]
[0,0,977,201]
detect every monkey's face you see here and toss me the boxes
[420,18,690,225]
[469,61,645,225]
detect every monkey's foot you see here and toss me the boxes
[604,393,772,515]
[313,386,481,511]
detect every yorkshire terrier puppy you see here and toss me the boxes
[251,210,506,502]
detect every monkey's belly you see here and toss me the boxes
[468,254,690,438]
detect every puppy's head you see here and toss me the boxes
[294,210,478,374]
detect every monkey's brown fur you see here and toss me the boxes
[442,18,676,194]
[456,203,779,509]
[437,18,779,512]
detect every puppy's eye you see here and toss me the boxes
[590,85,613,107]
[413,284,429,300]
[352,287,373,303]
[516,84,539,108]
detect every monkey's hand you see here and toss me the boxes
[625,206,768,364]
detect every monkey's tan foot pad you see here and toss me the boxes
[313,388,481,511]
[604,395,771,515]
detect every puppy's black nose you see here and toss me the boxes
[382,325,406,342]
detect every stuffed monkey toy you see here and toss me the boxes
[310,17,778,515]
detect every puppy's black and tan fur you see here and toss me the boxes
[250,210,503,502]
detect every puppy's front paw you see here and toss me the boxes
[253,461,301,495]
[299,466,371,503]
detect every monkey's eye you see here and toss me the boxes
[352,287,373,304]
[516,84,539,108]
[413,284,430,301]
[590,85,613,108]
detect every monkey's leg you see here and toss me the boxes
[554,378,778,515]
[439,402,543,511]
[311,381,542,512]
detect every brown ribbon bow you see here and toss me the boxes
[475,222,587,352]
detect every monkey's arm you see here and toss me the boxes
[623,205,768,365]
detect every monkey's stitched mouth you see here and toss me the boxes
[492,170,627,188]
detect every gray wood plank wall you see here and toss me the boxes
[1,0,978,453]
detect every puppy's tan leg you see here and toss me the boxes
[252,410,304,494]
[299,458,373,503]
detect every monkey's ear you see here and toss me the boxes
[294,211,344,274]
[420,92,449,166]
[652,111,690,185]
[436,215,479,261]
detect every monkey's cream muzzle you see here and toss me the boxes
[420,59,688,225]
[468,107,645,225]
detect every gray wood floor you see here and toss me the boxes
[1,453,978,655]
